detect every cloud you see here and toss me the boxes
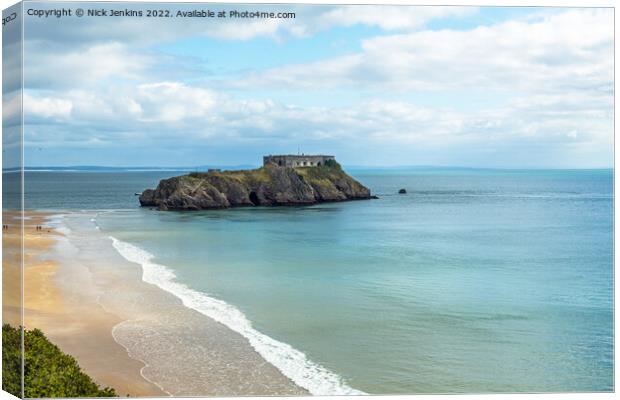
[22,78,611,161]
[23,4,477,47]
[236,9,613,93]
[3,93,21,127]
[24,93,72,121]
[25,42,153,90]
[316,6,475,32]
[18,7,613,168]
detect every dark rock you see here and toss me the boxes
[139,162,376,211]
[398,188,407,194]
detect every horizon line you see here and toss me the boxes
[3,164,614,171]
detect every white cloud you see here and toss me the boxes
[19,7,613,168]
[237,9,613,93]
[22,78,613,167]
[3,93,21,126]
[22,80,610,148]
[205,18,285,41]
[23,93,72,120]
[317,6,475,31]
[134,82,217,122]
[25,42,153,89]
[24,5,477,47]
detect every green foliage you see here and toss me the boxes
[238,167,272,184]
[181,162,349,196]
[296,160,345,181]
[3,324,21,397]
[185,162,342,186]
[3,324,117,398]
[323,159,340,168]
[207,167,272,184]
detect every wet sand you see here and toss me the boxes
[2,212,22,327]
[3,211,306,396]
[3,211,164,396]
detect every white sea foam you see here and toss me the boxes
[90,217,101,230]
[46,214,72,235]
[109,236,365,396]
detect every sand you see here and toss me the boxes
[2,211,22,327]
[3,211,307,397]
[3,211,165,397]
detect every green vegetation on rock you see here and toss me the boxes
[2,324,117,398]
[140,161,375,211]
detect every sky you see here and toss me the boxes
[4,3,614,168]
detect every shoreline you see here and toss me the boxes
[110,322,174,397]
[109,235,362,396]
[11,210,309,397]
[3,211,165,397]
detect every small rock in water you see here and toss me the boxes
[398,188,407,194]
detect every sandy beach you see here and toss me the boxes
[2,211,22,328]
[3,211,165,396]
[2,211,306,397]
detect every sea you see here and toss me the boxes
[10,167,614,394]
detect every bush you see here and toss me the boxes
[323,159,340,169]
[3,324,117,398]
[2,324,21,397]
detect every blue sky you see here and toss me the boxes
[7,3,613,168]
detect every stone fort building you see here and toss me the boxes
[263,154,335,168]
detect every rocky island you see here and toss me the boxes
[139,155,376,211]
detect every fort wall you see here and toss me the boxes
[263,155,335,167]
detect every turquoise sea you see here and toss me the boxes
[17,168,614,393]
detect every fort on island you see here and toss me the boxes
[263,154,336,168]
[140,153,375,210]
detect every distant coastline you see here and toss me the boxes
[9,165,615,172]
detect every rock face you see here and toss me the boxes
[139,161,376,211]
